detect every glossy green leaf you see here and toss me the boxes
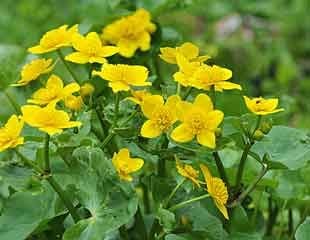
[295,217,310,240]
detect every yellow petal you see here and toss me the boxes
[128,158,144,172]
[159,47,177,64]
[141,95,164,119]
[179,42,199,59]
[118,39,138,58]
[109,81,130,92]
[214,81,242,91]
[206,110,224,131]
[65,52,90,64]
[175,101,192,122]
[137,32,151,51]
[212,65,232,81]
[171,124,194,143]
[141,120,162,138]
[214,200,229,220]
[200,164,213,192]
[46,74,64,90]
[100,46,119,57]
[197,130,216,148]
[193,94,213,112]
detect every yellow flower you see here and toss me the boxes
[64,95,83,111]
[173,53,202,87]
[243,96,284,115]
[21,102,81,135]
[141,95,181,138]
[159,42,210,64]
[102,9,156,57]
[171,94,223,149]
[28,24,78,54]
[80,83,95,97]
[28,74,80,105]
[0,115,24,152]
[126,90,152,105]
[65,32,118,64]
[12,58,55,86]
[176,156,200,187]
[192,65,242,91]
[92,64,150,92]
[112,148,144,181]
[200,164,229,220]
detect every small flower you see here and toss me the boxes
[28,24,78,54]
[126,90,152,105]
[0,115,24,152]
[64,95,83,111]
[92,64,150,92]
[102,9,156,57]
[80,83,95,97]
[171,94,224,149]
[243,96,284,115]
[112,148,144,181]
[176,156,200,187]
[65,32,118,64]
[21,102,81,135]
[192,65,241,91]
[159,42,210,64]
[141,95,181,138]
[12,58,55,86]
[28,74,80,105]
[200,164,229,219]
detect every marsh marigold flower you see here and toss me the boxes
[126,90,152,105]
[12,58,55,86]
[92,64,150,92]
[171,94,223,149]
[159,42,210,64]
[102,9,156,58]
[80,83,95,97]
[112,148,144,181]
[192,65,241,91]
[21,102,81,135]
[243,96,284,115]
[28,24,78,54]
[64,95,83,111]
[0,115,24,152]
[176,156,200,187]
[65,32,118,64]
[200,164,229,219]
[141,95,181,138]
[28,74,80,105]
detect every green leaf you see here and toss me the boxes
[229,232,262,240]
[252,126,310,170]
[157,207,176,232]
[228,206,253,233]
[295,217,310,240]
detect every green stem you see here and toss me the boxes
[44,134,50,173]
[119,225,129,240]
[4,90,20,114]
[135,206,148,240]
[120,108,139,126]
[176,83,181,96]
[183,87,192,100]
[250,115,262,139]
[165,178,185,208]
[57,50,81,84]
[211,85,217,107]
[213,152,229,187]
[158,136,169,177]
[113,93,120,127]
[14,149,43,173]
[169,194,210,211]
[101,131,116,148]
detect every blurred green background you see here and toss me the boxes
[0,0,309,128]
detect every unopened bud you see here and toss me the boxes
[253,130,264,141]
[215,128,222,137]
[65,95,83,111]
[260,121,272,134]
[80,83,95,97]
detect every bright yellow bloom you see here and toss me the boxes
[112,148,144,181]
[141,95,181,138]
[64,95,83,111]
[28,74,80,105]
[159,42,210,64]
[80,83,95,97]
[102,9,156,58]
[12,58,55,86]
[92,64,150,92]
[192,65,241,91]
[21,102,81,135]
[65,32,118,64]
[0,115,24,152]
[171,94,223,149]
[28,25,78,54]
[200,164,229,220]
[176,156,200,187]
[126,90,152,105]
[243,96,284,115]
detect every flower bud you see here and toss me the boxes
[253,129,264,141]
[65,95,83,111]
[260,121,272,134]
[80,83,94,97]
[215,128,222,137]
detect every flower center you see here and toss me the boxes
[188,113,205,134]
[153,108,173,131]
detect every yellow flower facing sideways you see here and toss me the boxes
[159,42,210,64]
[0,115,24,152]
[171,94,224,149]
[12,58,55,86]
[200,164,229,220]
[126,90,152,105]
[141,95,181,138]
[28,25,78,54]
[21,102,81,135]
[112,148,144,181]
[102,9,156,58]
[64,95,83,111]
[92,64,150,92]
[192,64,242,91]
[28,74,80,105]
[176,157,200,187]
[65,32,119,64]
[243,96,284,115]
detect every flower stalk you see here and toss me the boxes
[169,193,210,211]
[44,133,51,173]
[57,49,81,84]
